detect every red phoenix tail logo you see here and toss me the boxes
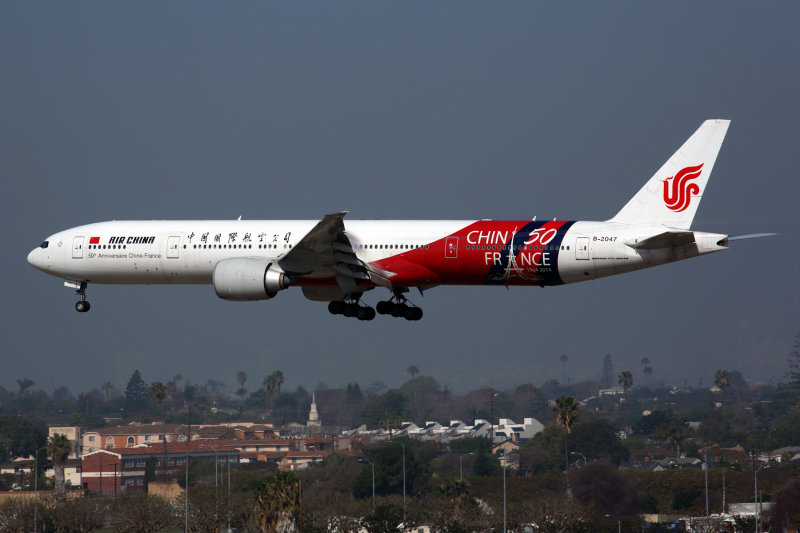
[663,164,703,212]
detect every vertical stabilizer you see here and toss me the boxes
[609,119,730,229]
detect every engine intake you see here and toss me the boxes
[213,258,291,301]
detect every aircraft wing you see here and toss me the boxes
[278,212,393,293]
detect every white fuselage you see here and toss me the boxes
[28,219,727,289]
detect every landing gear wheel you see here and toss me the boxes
[328,301,344,315]
[342,303,358,317]
[405,307,422,321]
[390,303,407,318]
[376,301,391,315]
[73,282,90,312]
[356,307,376,321]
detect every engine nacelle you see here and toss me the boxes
[212,258,291,301]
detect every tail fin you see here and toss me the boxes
[609,119,730,229]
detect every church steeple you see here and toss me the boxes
[307,393,321,428]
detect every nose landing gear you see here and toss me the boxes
[72,281,91,313]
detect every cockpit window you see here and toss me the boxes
[40,241,49,249]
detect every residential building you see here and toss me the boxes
[80,442,240,494]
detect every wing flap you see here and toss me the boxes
[278,212,374,295]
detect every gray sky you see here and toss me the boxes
[2,2,798,397]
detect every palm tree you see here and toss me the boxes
[48,433,72,503]
[640,357,651,386]
[660,420,687,455]
[263,371,285,417]
[16,378,34,395]
[553,396,580,494]
[407,365,419,381]
[618,371,633,395]
[619,371,634,422]
[149,382,166,411]
[644,366,653,386]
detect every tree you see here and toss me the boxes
[47,433,72,503]
[101,381,114,402]
[362,504,405,533]
[572,463,640,518]
[125,370,148,413]
[618,371,633,419]
[470,438,500,477]
[618,371,633,394]
[714,369,731,393]
[769,478,800,532]
[0,416,47,460]
[15,378,34,396]
[640,357,651,385]
[109,493,175,533]
[658,420,688,455]
[553,396,580,493]
[263,371,285,417]
[236,371,247,400]
[251,471,300,532]
[149,382,166,410]
[570,420,629,465]
[352,441,432,498]
[407,366,419,381]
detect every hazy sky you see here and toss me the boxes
[2,2,798,398]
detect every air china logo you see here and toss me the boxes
[663,164,704,212]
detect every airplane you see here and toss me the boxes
[28,119,771,320]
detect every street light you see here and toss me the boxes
[459,452,474,482]
[752,453,768,533]
[358,458,375,512]
[570,451,587,467]
[605,514,621,533]
[402,443,406,520]
[502,451,507,533]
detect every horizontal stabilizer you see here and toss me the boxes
[625,230,695,250]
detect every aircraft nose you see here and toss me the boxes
[28,248,44,270]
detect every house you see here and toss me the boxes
[49,426,82,458]
[82,423,183,453]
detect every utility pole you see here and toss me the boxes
[402,444,406,520]
[704,445,709,516]
[722,470,726,514]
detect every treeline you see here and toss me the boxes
[2,367,800,451]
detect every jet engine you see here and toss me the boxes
[212,258,291,301]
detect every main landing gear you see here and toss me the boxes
[376,296,423,321]
[328,299,376,321]
[73,282,91,313]
[327,292,424,321]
